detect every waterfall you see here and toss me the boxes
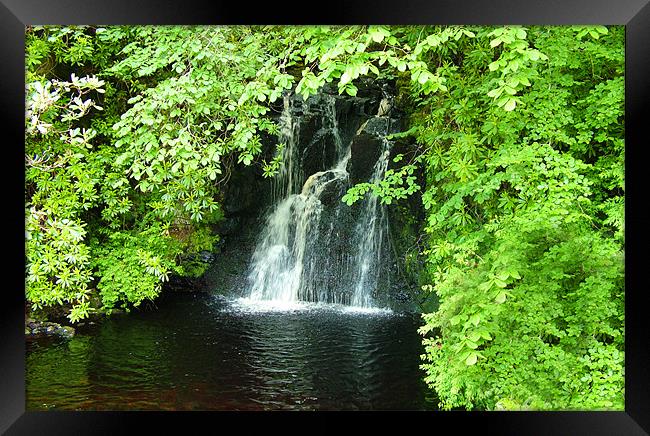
[350,138,391,307]
[246,92,393,308]
[272,95,302,201]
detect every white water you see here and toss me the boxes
[229,297,394,316]
[272,95,302,201]
[247,93,393,309]
[350,138,391,307]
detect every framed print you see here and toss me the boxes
[3,0,649,434]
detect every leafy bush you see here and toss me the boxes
[91,225,181,312]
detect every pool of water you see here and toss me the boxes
[26,292,437,410]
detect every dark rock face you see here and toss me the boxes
[212,216,241,236]
[346,94,403,185]
[202,229,258,295]
[288,89,382,180]
[348,117,394,184]
[300,170,349,206]
[317,177,348,206]
[301,125,339,178]
[360,116,392,137]
[221,162,272,218]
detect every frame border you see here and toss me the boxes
[2,1,648,434]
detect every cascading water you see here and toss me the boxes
[350,138,391,307]
[246,91,393,308]
[272,96,302,201]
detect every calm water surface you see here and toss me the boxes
[26,292,437,410]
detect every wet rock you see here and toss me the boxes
[222,164,260,216]
[57,326,75,339]
[359,116,392,137]
[215,80,394,231]
[198,251,215,263]
[348,121,385,184]
[213,217,241,236]
[318,178,349,206]
[395,290,411,302]
[25,321,75,340]
[301,170,349,207]
[301,127,339,177]
[347,114,404,185]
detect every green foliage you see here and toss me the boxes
[26,213,93,322]
[24,26,235,321]
[91,225,181,311]
[262,142,285,178]
[342,160,421,206]
[170,222,221,278]
[25,71,106,322]
[405,26,624,410]
[419,214,623,410]
[24,25,624,411]
[108,26,295,223]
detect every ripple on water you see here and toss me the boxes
[27,292,435,411]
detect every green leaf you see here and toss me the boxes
[465,353,478,366]
[479,330,493,341]
[370,30,385,43]
[478,281,493,291]
[496,273,509,281]
[426,35,439,47]
[596,25,609,35]
[487,88,501,98]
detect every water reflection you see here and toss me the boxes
[26,293,436,410]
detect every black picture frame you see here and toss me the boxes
[2,1,648,434]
